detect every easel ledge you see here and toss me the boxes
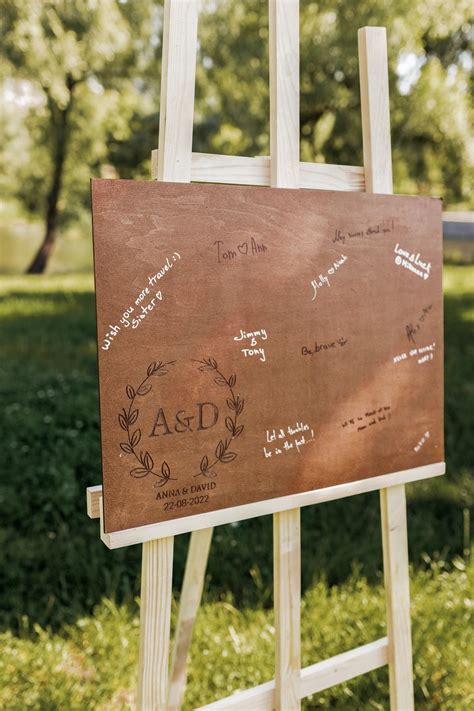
[88,462,445,549]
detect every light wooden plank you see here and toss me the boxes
[358,27,393,194]
[167,527,213,711]
[195,637,388,710]
[86,484,102,519]
[274,509,301,709]
[136,3,199,709]
[380,486,414,710]
[300,636,388,697]
[269,2,301,708]
[137,536,174,711]
[152,150,365,191]
[156,0,198,182]
[98,463,445,547]
[269,0,300,188]
[299,160,365,192]
[359,26,414,711]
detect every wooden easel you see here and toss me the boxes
[87,1,445,708]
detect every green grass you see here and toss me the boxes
[0,562,472,710]
[0,265,472,707]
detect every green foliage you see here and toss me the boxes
[1,0,472,234]
[0,562,472,709]
[191,0,473,205]
[0,0,158,224]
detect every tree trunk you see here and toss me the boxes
[27,89,73,274]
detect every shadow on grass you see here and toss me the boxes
[0,283,472,631]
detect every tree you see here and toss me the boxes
[0,0,159,273]
[192,0,472,205]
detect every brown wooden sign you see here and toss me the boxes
[91,179,444,534]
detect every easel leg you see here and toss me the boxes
[380,485,414,710]
[137,537,174,711]
[274,509,301,710]
[168,527,213,711]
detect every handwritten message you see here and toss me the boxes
[414,431,430,452]
[342,406,391,432]
[332,219,394,245]
[311,254,348,301]
[233,328,268,362]
[215,238,267,264]
[406,304,433,345]
[394,244,431,280]
[263,422,315,458]
[100,252,180,351]
[393,342,436,365]
[301,336,348,356]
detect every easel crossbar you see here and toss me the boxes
[151,150,365,191]
[195,638,389,710]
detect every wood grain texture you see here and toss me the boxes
[380,486,414,711]
[99,462,445,548]
[168,527,213,711]
[269,0,300,189]
[157,0,198,182]
[274,509,301,709]
[137,537,174,711]
[137,3,199,708]
[195,637,388,710]
[269,2,301,708]
[359,26,414,710]
[358,27,393,195]
[86,485,102,518]
[151,150,365,191]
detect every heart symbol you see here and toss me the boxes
[237,242,248,255]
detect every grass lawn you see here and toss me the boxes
[0,265,472,708]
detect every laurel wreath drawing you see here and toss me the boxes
[193,357,244,478]
[118,360,176,487]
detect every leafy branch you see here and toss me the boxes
[118,360,176,487]
[193,357,244,478]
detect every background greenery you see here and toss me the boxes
[0,0,473,708]
[0,0,472,273]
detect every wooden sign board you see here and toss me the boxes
[91,179,443,534]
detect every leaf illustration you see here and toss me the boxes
[203,469,217,479]
[234,425,244,437]
[220,452,237,463]
[228,374,236,388]
[214,376,227,386]
[118,413,128,430]
[225,416,235,433]
[215,440,225,459]
[131,429,141,447]
[154,477,169,488]
[200,455,209,472]
[210,358,218,369]
[227,398,237,411]
[147,362,157,376]
[120,442,133,454]
[144,452,154,470]
[155,369,168,376]
[126,384,135,399]
[161,461,171,479]
[130,467,150,478]
[237,399,244,415]
[129,409,139,425]
[137,383,152,396]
